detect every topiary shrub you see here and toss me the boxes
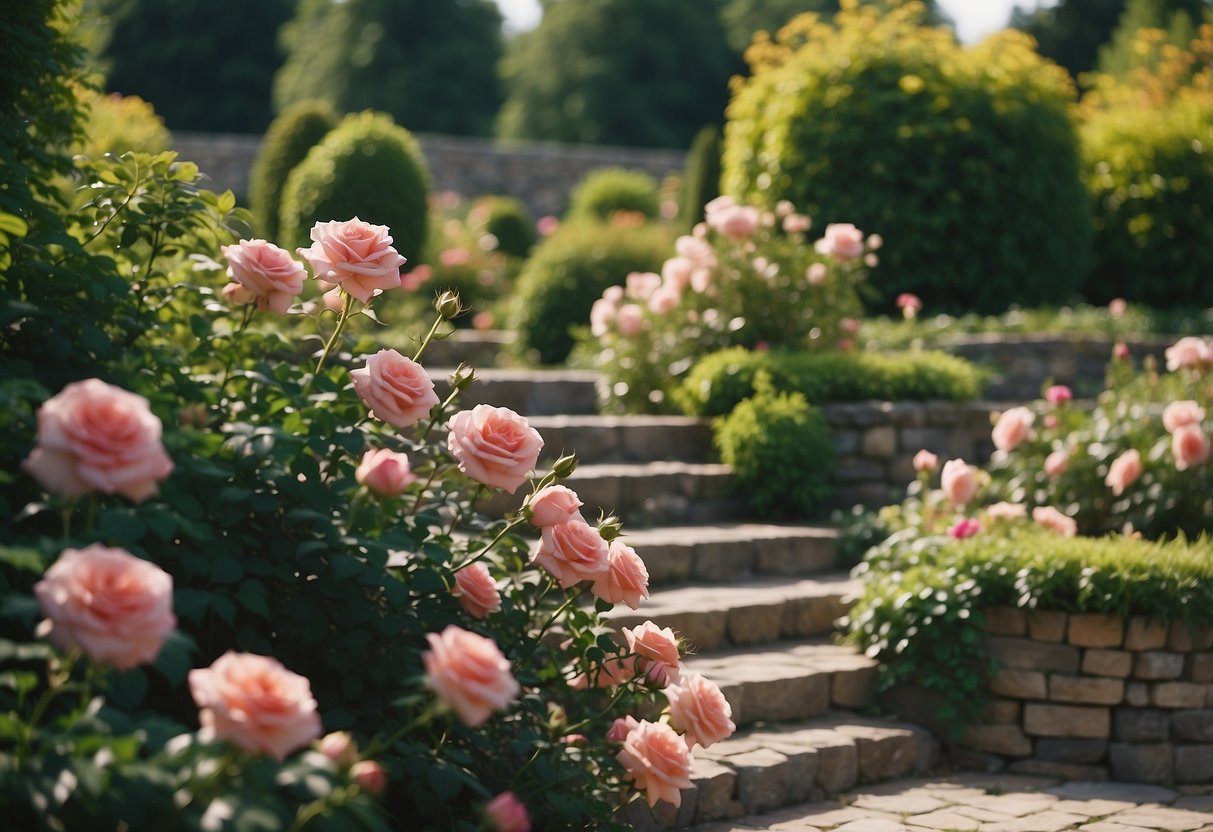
[680,125,722,232]
[477,195,536,258]
[567,167,661,223]
[248,99,338,241]
[510,220,673,364]
[713,375,835,518]
[279,110,430,258]
[721,2,1092,313]
[74,88,171,159]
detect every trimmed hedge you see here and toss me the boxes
[248,99,337,241]
[567,168,661,223]
[680,125,721,232]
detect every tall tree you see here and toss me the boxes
[1098,0,1203,77]
[274,0,503,137]
[497,0,739,149]
[719,0,950,53]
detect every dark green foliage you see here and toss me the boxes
[510,221,673,364]
[675,347,985,417]
[723,5,1093,313]
[567,168,661,222]
[279,111,431,258]
[481,195,536,258]
[680,126,722,232]
[248,99,337,241]
[98,0,294,132]
[497,0,740,149]
[274,0,504,137]
[713,380,835,518]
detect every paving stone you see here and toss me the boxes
[1050,674,1126,705]
[982,810,1093,832]
[1135,653,1187,681]
[1052,798,1137,816]
[1115,709,1172,742]
[904,809,982,830]
[831,664,877,709]
[832,723,917,781]
[1153,683,1209,709]
[1126,618,1171,652]
[1109,742,1175,783]
[832,819,907,832]
[1070,614,1126,648]
[953,805,1019,823]
[852,793,946,814]
[729,749,792,815]
[1029,611,1070,643]
[1025,703,1111,739]
[1174,794,1213,810]
[691,759,740,823]
[1086,650,1135,678]
[1107,807,1213,830]
[966,792,1061,817]
[1078,824,1160,832]
[1175,745,1213,784]
[986,635,1081,673]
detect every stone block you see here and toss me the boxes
[962,724,1032,757]
[1028,611,1068,643]
[729,748,791,815]
[989,669,1047,700]
[983,607,1028,637]
[1172,710,1213,742]
[1109,742,1174,784]
[1114,708,1171,742]
[1153,682,1209,709]
[1024,703,1110,739]
[781,595,847,639]
[1035,737,1108,764]
[1048,674,1125,706]
[1190,654,1213,684]
[831,430,861,456]
[831,666,877,709]
[690,760,737,823]
[1175,744,1213,783]
[726,602,784,646]
[834,724,917,781]
[835,458,885,483]
[1083,649,1133,678]
[1168,622,1213,652]
[1125,617,1170,651]
[1126,681,1151,707]
[1068,614,1125,649]
[1134,651,1186,681]
[861,426,896,459]
[813,735,859,794]
[981,698,1022,724]
[984,636,1080,674]
[740,672,829,723]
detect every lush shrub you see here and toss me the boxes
[713,378,835,518]
[722,3,1092,313]
[510,219,673,364]
[567,168,661,223]
[248,99,338,241]
[477,194,536,259]
[74,88,171,159]
[676,346,985,417]
[279,111,430,257]
[680,126,722,232]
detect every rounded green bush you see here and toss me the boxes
[510,221,672,364]
[567,167,661,222]
[722,4,1092,313]
[248,99,337,241]
[480,195,536,258]
[1082,95,1213,307]
[681,125,722,232]
[279,111,430,260]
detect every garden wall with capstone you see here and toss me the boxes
[171,131,685,219]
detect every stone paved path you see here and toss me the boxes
[693,774,1213,831]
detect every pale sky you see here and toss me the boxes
[493,1,1053,43]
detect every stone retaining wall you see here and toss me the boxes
[961,608,1213,784]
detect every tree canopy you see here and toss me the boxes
[719,0,950,52]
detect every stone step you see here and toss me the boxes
[528,415,714,465]
[605,575,859,654]
[412,329,516,369]
[433,367,601,416]
[619,712,940,830]
[623,523,839,585]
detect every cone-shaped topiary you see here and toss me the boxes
[279,110,430,261]
[567,168,661,223]
[680,125,722,232]
[248,99,338,241]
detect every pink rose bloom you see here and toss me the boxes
[1105,449,1143,496]
[864,252,879,268]
[675,235,715,267]
[948,518,982,539]
[896,292,923,319]
[422,625,519,727]
[806,263,828,286]
[782,213,811,234]
[1165,336,1211,372]
[454,562,501,619]
[485,792,530,832]
[867,233,883,251]
[221,282,255,305]
[590,298,617,339]
[648,284,681,315]
[1032,506,1077,537]
[992,407,1035,453]
[603,285,624,304]
[1044,450,1069,478]
[536,215,560,237]
[705,196,761,241]
[624,621,680,687]
[912,449,939,473]
[665,671,735,749]
[355,448,416,497]
[439,248,471,268]
[296,218,407,303]
[1113,342,1130,360]
[940,459,978,507]
[840,317,861,335]
[351,760,387,795]
[1044,414,1059,430]
[689,267,713,294]
[34,544,175,670]
[400,263,431,291]
[1046,385,1072,405]
[531,518,610,588]
[815,223,865,261]
[591,539,650,609]
[607,714,640,743]
[526,484,583,528]
[985,501,1027,521]
[616,720,694,808]
[189,651,323,761]
[615,304,645,337]
[350,349,439,428]
[317,731,357,766]
[322,287,345,312]
[221,239,306,314]
[473,311,495,331]
[23,378,174,502]
[447,405,544,493]
[1163,400,1205,433]
[1172,424,1211,471]
[661,257,694,292]
[625,271,662,301]
[1108,297,1127,317]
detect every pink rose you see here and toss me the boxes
[1046,385,1072,405]
[439,248,471,268]
[189,651,323,761]
[992,407,1035,453]
[220,239,306,314]
[447,405,544,493]
[867,233,883,251]
[625,271,662,301]
[296,218,408,303]
[662,257,694,292]
[422,625,519,727]
[1165,336,1211,372]
[940,459,977,507]
[782,213,811,234]
[590,296,618,338]
[896,292,922,319]
[616,720,694,808]
[531,518,610,589]
[1045,414,1059,430]
[841,318,861,335]
[23,379,173,502]
[1032,506,1077,537]
[985,501,1026,520]
[350,349,439,429]
[814,223,865,261]
[355,448,416,497]
[1044,450,1068,478]
[537,215,560,237]
[317,731,357,766]
[674,235,715,267]
[34,545,175,670]
[648,284,681,315]
[322,287,345,312]
[485,792,530,832]
[624,621,680,687]
[664,671,735,749]
[351,760,387,795]
[1172,424,1211,471]
[526,485,583,528]
[806,263,828,286]
[1109,297,1127,317]
[454,562,501,619]
[1105,449,1143,496]
[1113,342,1130,360]
[912,449,939,473]
[948,518,982,539]
[591,539,650,610]
[400,263,431,291]
[607,715,640,743]
[221,282,255,305]
[615,304,645,337]
[473,311,495,331]
[705,196,760,241]
[1163,400,1205,433]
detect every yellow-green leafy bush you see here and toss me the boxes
[567,168,661,223]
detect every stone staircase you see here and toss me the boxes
[431,340,942,830]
